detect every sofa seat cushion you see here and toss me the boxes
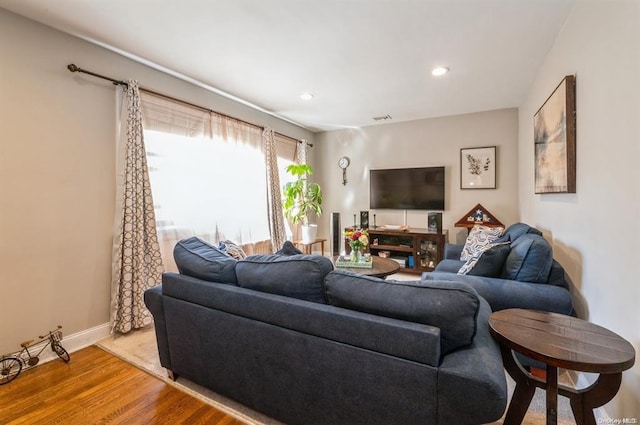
[235,254,333,303]
[460,225,505,261]
[501,234,552,283]
[173,237,237,284]
[324,270,480,354]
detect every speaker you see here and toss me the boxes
[331,212,341,256]
[427,212,442,233]
[360,211,369,229]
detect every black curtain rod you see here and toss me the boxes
[67,64,128,87]
[66,63,311,147]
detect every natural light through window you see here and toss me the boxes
[145,130,267,261]
[144,129,297,269]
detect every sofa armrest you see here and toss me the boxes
[437,298,507,424]
[433,259,464,273]
[143,284,172,370]
[444,243,464,260]
[422,271,574,315]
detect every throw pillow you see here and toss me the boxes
[173,237,238,284]
[458,242,511,276]
[218,240,247,260]
[275,240,303,256]
[324,270,481,355]
[460,225,505,261]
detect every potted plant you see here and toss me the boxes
[282,164,323,243]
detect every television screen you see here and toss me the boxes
[370,166,445,210]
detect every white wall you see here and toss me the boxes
[314,108,520,248]
[518,0,639,418]
[0,9,314,354]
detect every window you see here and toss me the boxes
[141,92,297,271]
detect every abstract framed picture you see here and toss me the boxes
[460,146,496,189]
[534,75,576,194]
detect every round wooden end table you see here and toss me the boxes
[333,256,400,279]
[488,309,635,425]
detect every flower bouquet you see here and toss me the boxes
[344,229,369,263]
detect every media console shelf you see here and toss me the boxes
[367,227,447,274]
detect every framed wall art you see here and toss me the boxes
[534,75,576,194]
[460,146,496,189]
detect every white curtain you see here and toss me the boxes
[111,81,164,334]
[140,92,295,270]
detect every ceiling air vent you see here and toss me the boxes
[373,114,392,121]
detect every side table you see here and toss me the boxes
[293,238,326,256]
[489,309,635,425]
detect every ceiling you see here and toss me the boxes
[1,0,575,132]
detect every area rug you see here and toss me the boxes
[97,325,576,425]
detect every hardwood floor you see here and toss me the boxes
[0,345,246,425]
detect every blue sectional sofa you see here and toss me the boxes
[421,223,573,315]
[144,237,507,425]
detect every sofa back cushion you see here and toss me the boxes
[547,260,569,288]
[496,222,543,243]
[324,270,480,354]
[235,254,333,303]
[501,234,552,283]
[173,237,238,284]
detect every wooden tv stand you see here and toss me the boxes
[367,227,447,274]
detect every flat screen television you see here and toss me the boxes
[370,166,445,210]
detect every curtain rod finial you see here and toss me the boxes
[67,64,79,72]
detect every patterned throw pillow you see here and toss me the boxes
[460,225,505,261]
[218,240,247,260]
[458,242,511,276]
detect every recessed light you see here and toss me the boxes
[431,66,449,77]
[300,93,314,100]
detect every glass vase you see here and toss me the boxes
[351,246,361,263]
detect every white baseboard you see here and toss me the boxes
[33,322,111,365]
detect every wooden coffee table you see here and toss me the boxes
[333,256,400,279]
[488,309,635,425]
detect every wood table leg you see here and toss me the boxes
[499,346,537,425]
[546,365,558,425]
[559,372,622,425]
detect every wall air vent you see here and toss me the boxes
[373,114,392,121]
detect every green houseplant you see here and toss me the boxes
[282,164,323,242]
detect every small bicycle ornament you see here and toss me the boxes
[0,325,70,385]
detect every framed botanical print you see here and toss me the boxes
[534,75,576,194]
[460,146,496,189]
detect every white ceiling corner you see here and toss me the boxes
[0,0,575,132]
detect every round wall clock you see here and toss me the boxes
[338,156,350,185]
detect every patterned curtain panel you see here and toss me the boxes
[263,128,286,250]
[295,139,308,165]
[111,80,164,334]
